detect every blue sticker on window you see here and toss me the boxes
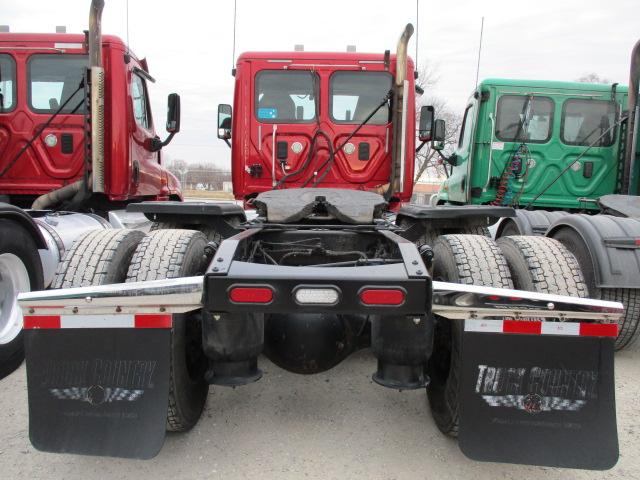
[258,107,278,119]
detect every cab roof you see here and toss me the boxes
[479,78,628,93]
[237,51,412,66]
[0,32,126,49]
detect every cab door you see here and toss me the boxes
[447,97,478,203]
[129,71,162,197]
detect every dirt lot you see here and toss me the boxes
[1,345,639,480]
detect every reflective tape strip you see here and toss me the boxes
[465,319,617,337]
[23,315,60,329]
[61,314,134,329]
[463,319,503,333]
[540,322,580,336]
[23,314,172,329]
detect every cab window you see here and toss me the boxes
[496,95,553,143]
[330,71,392,124]
[458,104,474,149]
[561,99,616,147]
[132,74,152,130]
[255,71,316,123]
[0,54,16,112]
[28,54,87,114]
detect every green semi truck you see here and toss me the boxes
[436,79,634,209]
[426,40,640,350]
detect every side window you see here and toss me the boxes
[132,74,151,130]
[28,54,87,114]
[561,99,616,147]
[496,95,553,143]
[458,104,474,149]
[0,54,17,112]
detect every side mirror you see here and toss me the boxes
[147,93,180,152]
[418,105,434,142]
[218,104,232,140]
[432,118,446,151]
[166,93,181,134]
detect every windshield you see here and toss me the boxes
[330,71,391,124]
[561,99,616,147]
[496,95,553,143]
[255,71,316,123]
[0,54,16,112]
[28,54,87,114]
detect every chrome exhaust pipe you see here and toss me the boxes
[388,24,414,198]
[89,0,105,193]
[624,38,640,194]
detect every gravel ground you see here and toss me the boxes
[1,345,639,480]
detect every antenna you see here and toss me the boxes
[232,0,238,73]
[474,16,484,88]
[415,0,419,71]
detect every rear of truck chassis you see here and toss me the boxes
[18,191,624,470]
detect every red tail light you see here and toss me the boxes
[229,286,273,303]
[359,288,405,306]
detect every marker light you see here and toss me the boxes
[294,287,340,305]
[360,288,405,306]
[229,286,273,303]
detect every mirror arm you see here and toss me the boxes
[223,138,231,148]
[415,140,428,154]
[148,132,177,152]
[436,149,458,166]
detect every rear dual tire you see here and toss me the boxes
[427,234,513,436]
[552,227,640,350]
[52,228,212,432]
[127,229,211,432]
[426,235,587,437]
[0,219,44,380]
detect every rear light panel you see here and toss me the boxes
[359,288,406,306]
[228,286,273,304]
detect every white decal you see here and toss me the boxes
[474,364,598,413]
[481,395,586,412]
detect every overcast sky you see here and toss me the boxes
[3,0,638,169]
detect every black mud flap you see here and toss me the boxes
[24,329,170,459]
[459,331,617,470]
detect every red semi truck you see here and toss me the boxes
[0,0,181,377]
[15,8,625,470]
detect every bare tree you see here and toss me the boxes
[413,63,463,184]
[576,73,611,84]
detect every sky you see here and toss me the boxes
[3,0,638,169]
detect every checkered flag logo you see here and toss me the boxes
[50,386,144,404]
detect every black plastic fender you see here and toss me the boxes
[0,202,47,249]
[547,214,640,289]
[495,209,570,237]
[127,201,246,237]
[396,205,515,242]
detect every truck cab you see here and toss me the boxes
[218,51,416,207]
[437,79,632,209]
[0,32,181,209]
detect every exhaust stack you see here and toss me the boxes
[624,38,640,194]
[89,0,105,193]
[388,24,414,199]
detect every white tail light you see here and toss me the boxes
[294,287,340,305]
